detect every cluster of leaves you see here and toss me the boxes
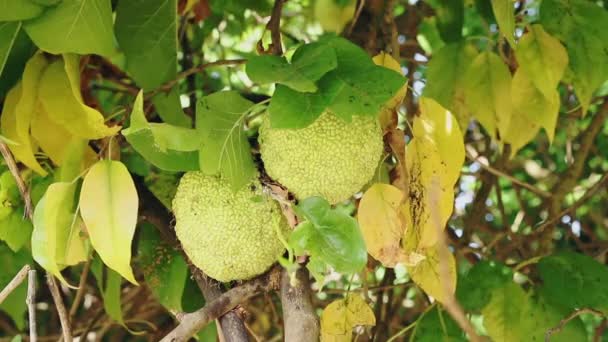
[0,0,607,341]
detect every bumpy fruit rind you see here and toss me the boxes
[259,111,384,204]
[172,172,287,282]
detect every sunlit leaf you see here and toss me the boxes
[491,0,515,46]
[463,51,512,139]
[0,0,44,21]
[408,243,456,303]
[38,55,120,139]
[79,160,138,284]
[23,0,116,56]
[122,91,199,172]
[515,24,568,100]
[196,91,256,190]
[320,294,375,341]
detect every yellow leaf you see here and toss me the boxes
[416,98,464,185]
[38,55,120,140]
[358,183,409,267]
[463,51,512,139]
[503,69,560,155]
[408,243,457,303]
[321,294,375,341]
[30,106,72,165]
[515,24,568,100]
[0,53,50,175]
[79,160,138,284]
[373,52,407,128]
[314,0,356,33]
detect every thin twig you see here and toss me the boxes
[47,275,72,342]
[147,59,246,99]
[0,142,34,217]
[545,308,605,342]
[0,264,30,304]
[69,259,92,320]
[465,146,551,198]
[27,270,37,342]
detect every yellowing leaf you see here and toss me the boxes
[358,183,408,267]
[30,106,74,166]
[0,53,50,175]
[515,24,568,100]
[408,243,457,303]
[314,0,356,33]
[32,182,85,286]
[0,85,46,175]
[38,55,120,140]
[403,99,463,249]
[491,0,516,46]
[373,52,407,128]
[416,98,464,185]
[321,294,375,342]
[463,51,512,139]
[372,52,401,73]
[79,160,138,284]
[503,69,560,155]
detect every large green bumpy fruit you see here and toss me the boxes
[259,112,384,204]
[172,172,287,282]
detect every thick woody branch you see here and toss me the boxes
[280,268,319,342]
[161,267,282,342]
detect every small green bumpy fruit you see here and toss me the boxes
[172,172,287,282]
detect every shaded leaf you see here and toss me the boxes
[268,85,328,128]
[456,260,512,311]
[433,0,464,43]
[91,256,128,327]
[151,88,192,127]
[410,306,466,341]
[0,243,32,330]
[122,92,199,172]
[80,160,138,284]
[0,22,21,76]
[196,91,256,190]
[24,0,116,56]
[138,223,187,312]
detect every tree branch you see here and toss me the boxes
[258,0,286,55]
[545,308,605,342]
[0,142,34,217]
[27,270,37,342]
[160,267,282,342]
[47,275,72,342]
[280,268,319,342]
[0,264,30,304]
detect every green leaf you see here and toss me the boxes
[410,306,466,341]
[91,256,128,327]
[0,0,44,21]
[540,0,608,114]
[246,42,338,92]
[423,42,478,128]
[433,0,464,43]
[515,24,568,100]
[32,182,86,285]
[0,243,32,330]
[463,51,512,139]
[151,88,192,127]
[114,0,177,89]
[503,69,560,154]
[138,223,187,312]
[23,0,116,56]
[0,28,36,99]
[196,91,256,191]
[0,209,33,252]
[79,160,138,284]
[538,251,608,313]
[268,85,328,128]
[123,92,200,172]
[0,22,21,76]
[38,55,120,139]
[491,0,515,46]
[456,260,512,312]
[482,282,587,342]
[289,196,367,275]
